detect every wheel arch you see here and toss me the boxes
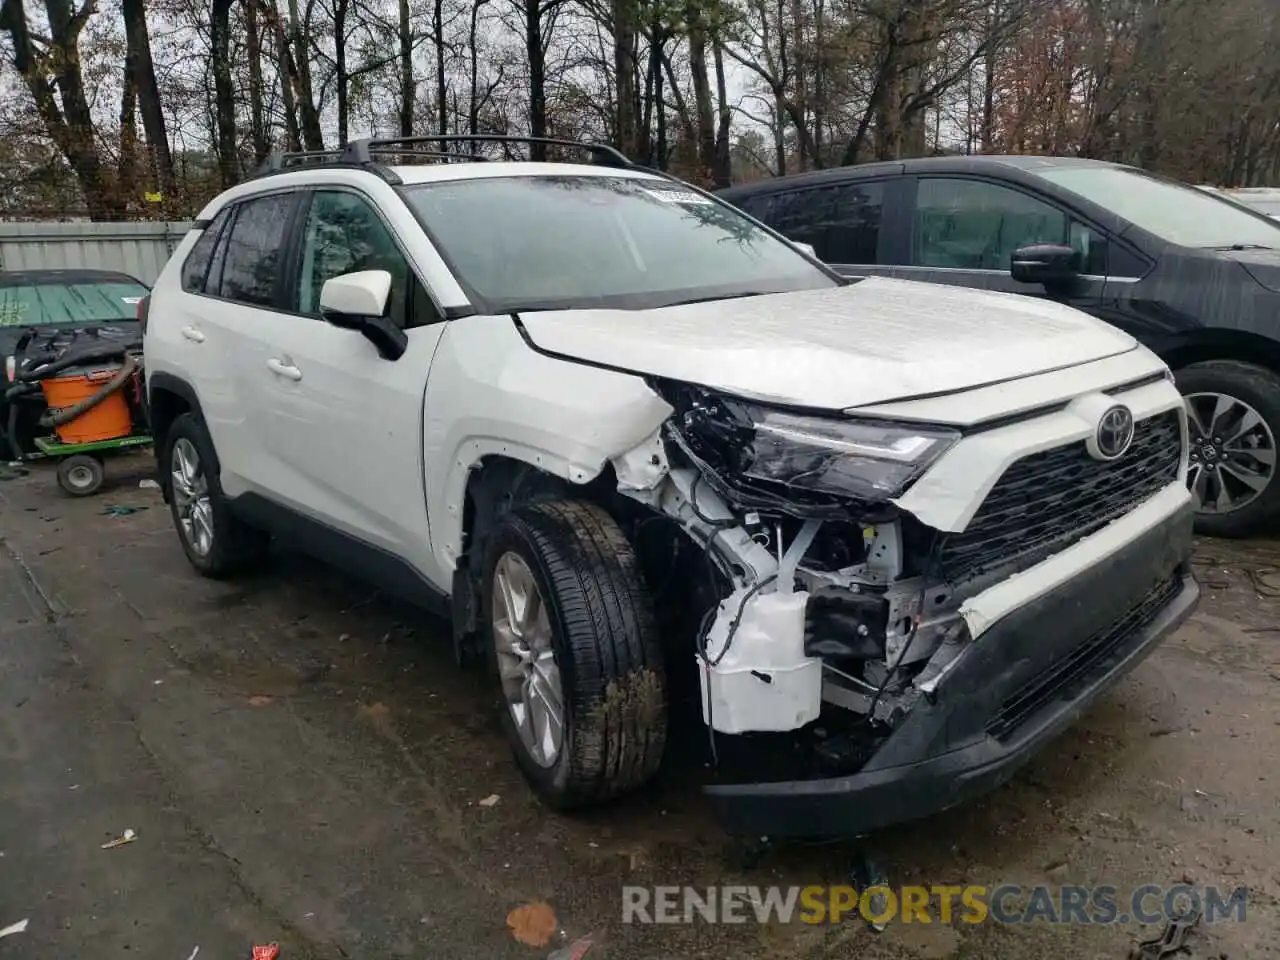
[147,372,215,497]
[1160,328,1280,376]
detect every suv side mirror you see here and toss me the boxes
[1010,244,1080,285]
[791,240,818,259]
[319,270,408,361]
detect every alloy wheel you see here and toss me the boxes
[491,551,565,768]
[1186,391,1277,515]
[171,437,215,556]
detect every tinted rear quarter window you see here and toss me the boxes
[751,181,885,264]
[216,193,296,307]
[180,208,231,293]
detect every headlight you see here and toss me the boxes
[744,408,959,501]
[4,355,13,383]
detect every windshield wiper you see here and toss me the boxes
[660,291,773,308]
[1209,243,1275,251]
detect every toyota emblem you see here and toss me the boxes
[1091,404,1135,460]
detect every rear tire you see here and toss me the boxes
[1176,360,1280,538]
[164,412,269,578]
[482,500,667,810]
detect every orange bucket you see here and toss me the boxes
[40,366,133,444]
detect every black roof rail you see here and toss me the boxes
[251,149,403,184]
[340,134,634,169]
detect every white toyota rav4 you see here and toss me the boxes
[142,136,1200,839]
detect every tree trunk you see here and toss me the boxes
[269,3,302,150]
[711,38,731,187]
[686,5,716,184]
[400,0,415,136]
[434,0,448,136]
[118,57,139,212]
[525,0,547,157]
[244,0,271,164]
[121,0,176,202]
[287,0,324,149]
[335,0,349,144]
[613,0,638,157]
[211,0,239,184]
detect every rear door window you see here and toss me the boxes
[215,193,297,307]
[754,181,885,264]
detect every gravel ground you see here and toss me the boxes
[1,452,1277,959]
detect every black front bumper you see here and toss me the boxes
[706,497,1200,839]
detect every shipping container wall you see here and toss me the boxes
[0,221,195,287]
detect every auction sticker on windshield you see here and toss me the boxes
[643,187,713,205]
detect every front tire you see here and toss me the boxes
[1176,361,1280,538]
[164,413,269,578]
[482,500,667,810]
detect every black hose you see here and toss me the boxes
[38,355,138,428]
[16,342,130,383]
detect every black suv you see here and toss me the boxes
[718,156,1280,538]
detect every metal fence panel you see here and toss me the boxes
[0,221,195,286]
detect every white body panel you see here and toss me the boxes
[231,312,444,570]
[518,277,1137,410]
[420,314,672,587]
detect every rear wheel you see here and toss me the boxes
[482,500,667,809]
[165,413,269,577]
[1176,360,1280,538]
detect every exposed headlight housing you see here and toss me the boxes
[744,408,959,501]
[662,381,960,506]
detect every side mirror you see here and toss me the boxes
[791,240,818,259]
[319,270,407,361]
[1010,244,1080,285]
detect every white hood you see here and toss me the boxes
[518,276,1137,410]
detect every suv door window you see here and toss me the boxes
[181,207,232,293]
[912,178,1105,273]
[216,193,295,306]
[293,190,437,328]
[769,181,884,264]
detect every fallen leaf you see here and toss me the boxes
[479,794,500,808]
[101,829,136,850]
[248,695,273,706]
[507,902,557,947]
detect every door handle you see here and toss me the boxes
[181,326,205,343]
[266,358,302,381]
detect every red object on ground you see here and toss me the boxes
[251,945,280,960]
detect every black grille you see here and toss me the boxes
[939,410,1182,582]
[985,574,1182,741]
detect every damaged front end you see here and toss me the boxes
[612,378,1199,838]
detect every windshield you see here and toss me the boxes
[0,280,147,328]
[1035,166,1280,249]
[401,175,837,311]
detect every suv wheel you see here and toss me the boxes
[165,413,269,577]
[1177,360,1280,538]
[482,500,667,809]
